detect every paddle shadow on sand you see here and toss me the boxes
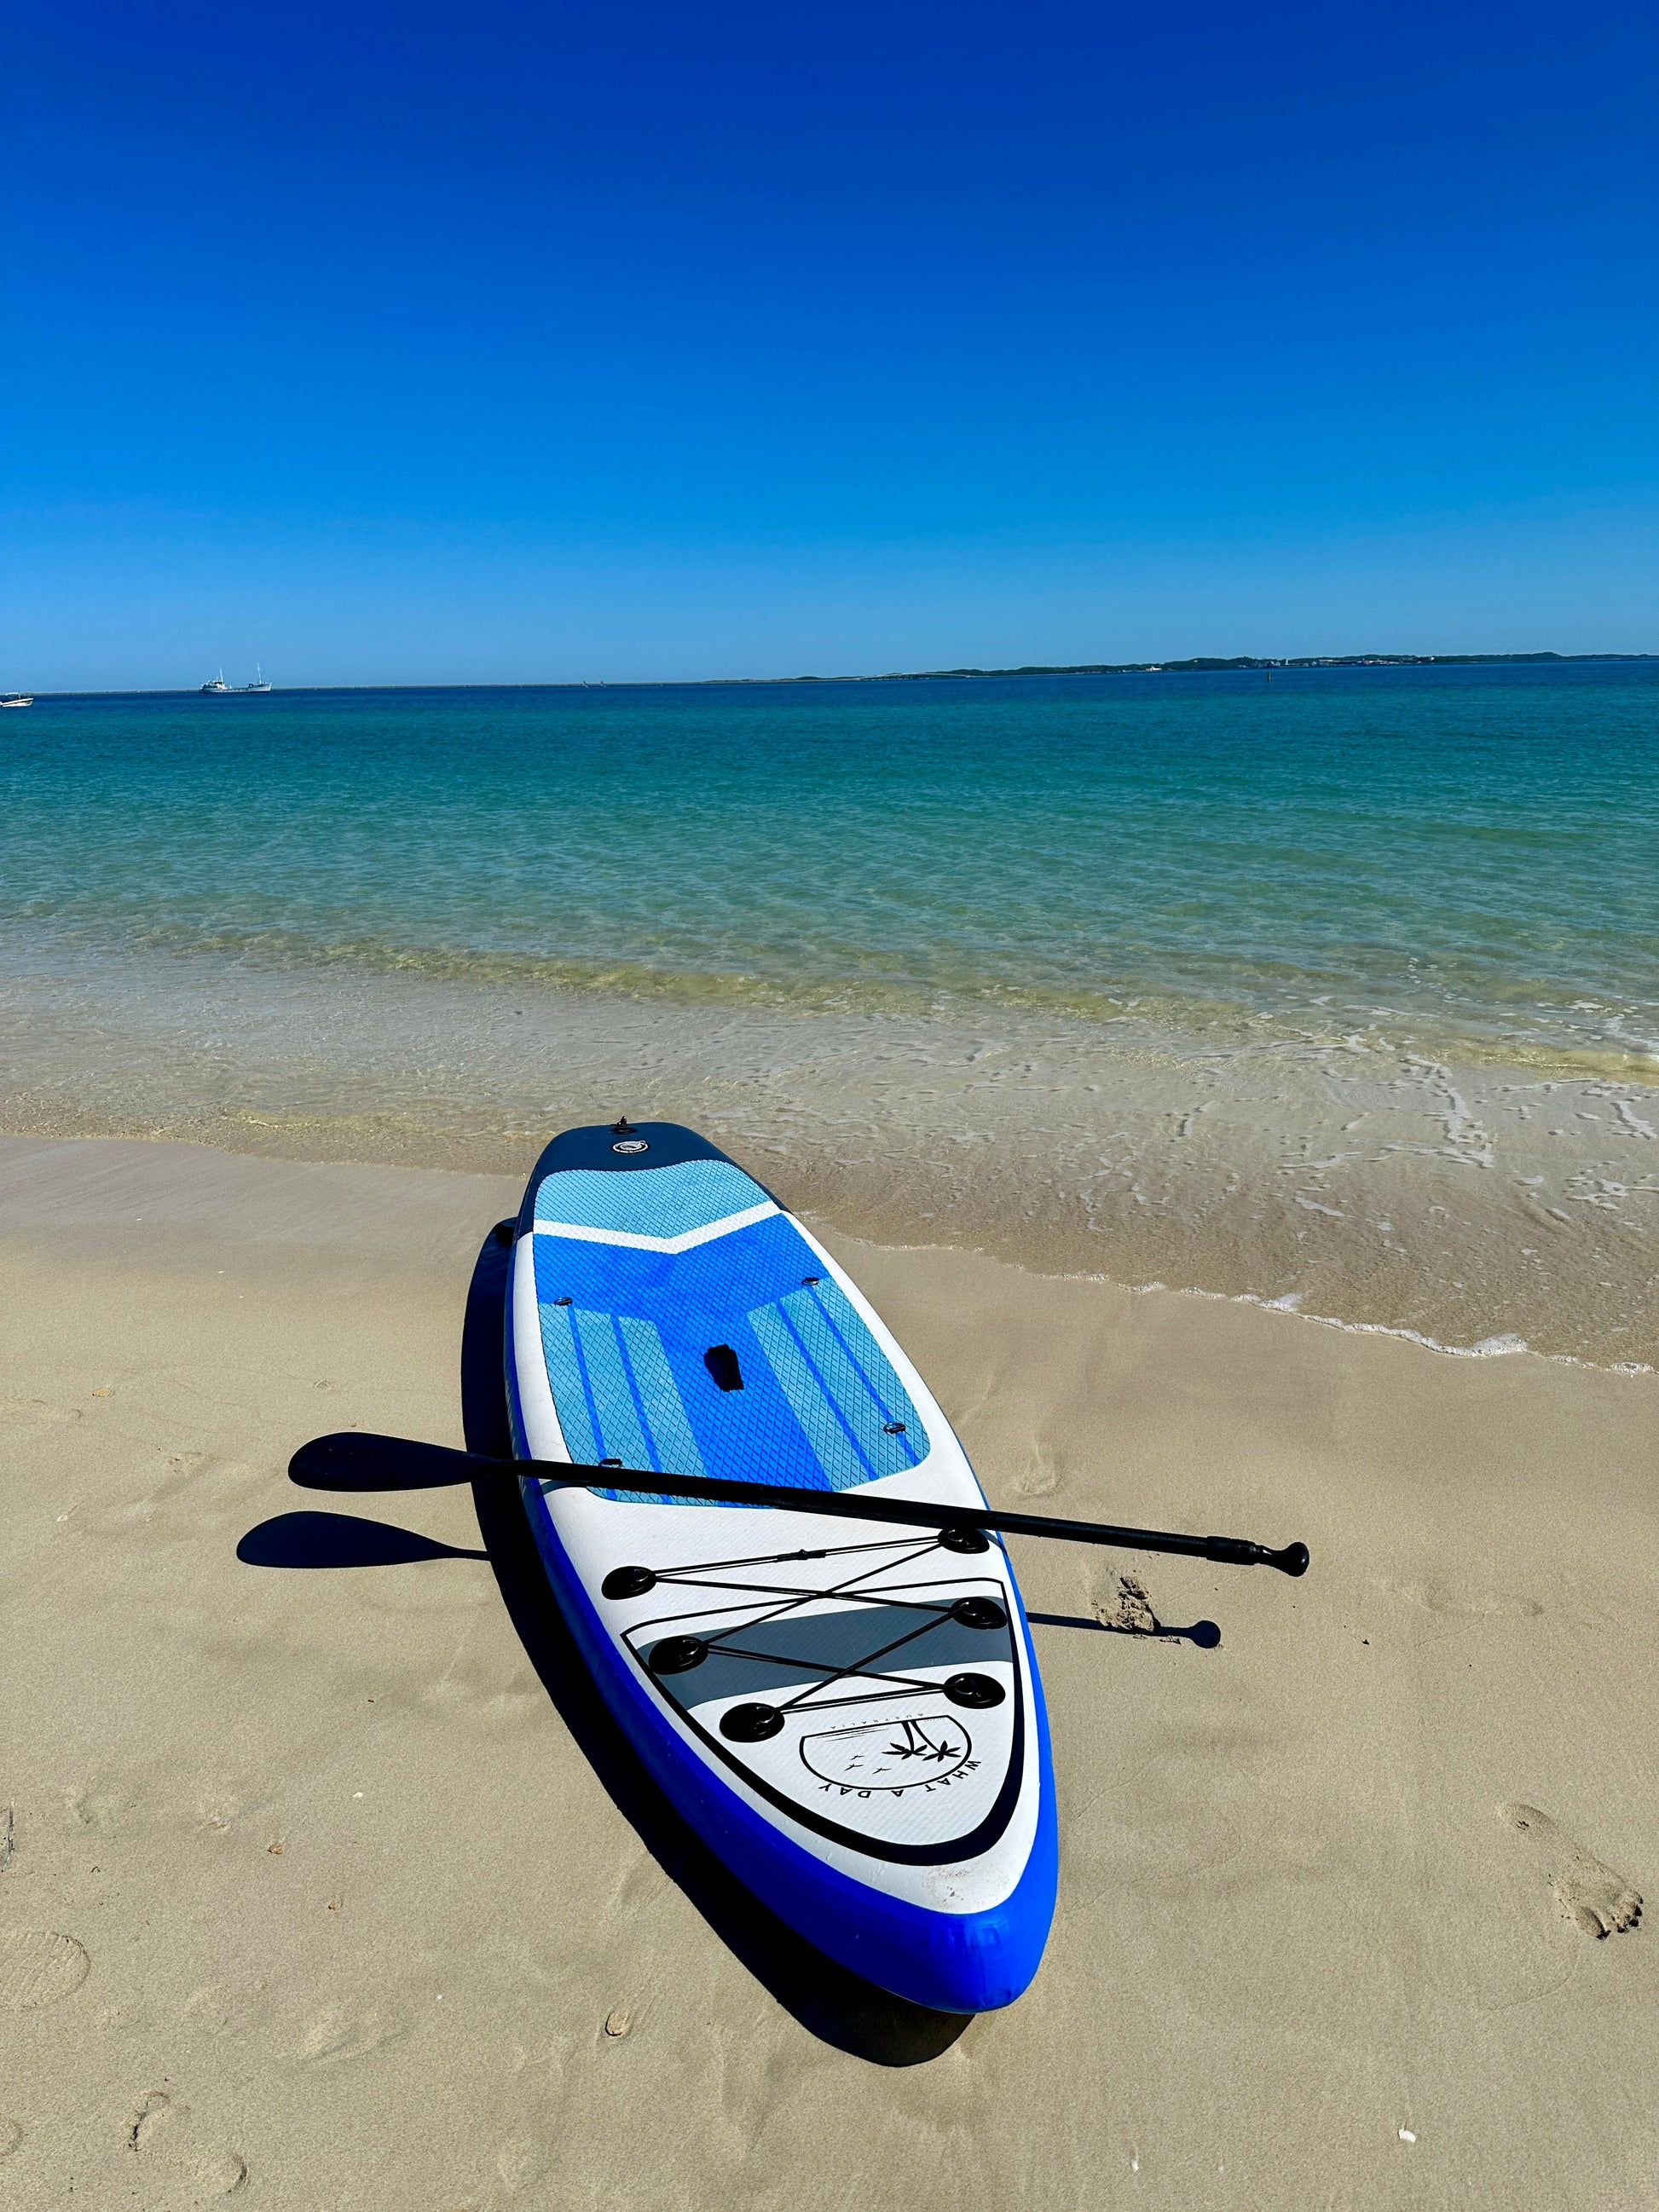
[1026,1609,1223,1650]
[456,1223,974,2067]
[237,1511,489,1569]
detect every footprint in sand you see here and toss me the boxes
[155,1451,212,1498]
[128,2091,182,2151]
[0,1927,91,2010]
[1500,1804,1644,1938]
[1015,1457,1061,1499]
[63,1783,126,1832]
[0,2117,22,2157]
[194,2148,249,2196]
[495,2136,552,2192]
[181,1980,275,2038]
[1382,1577,1543,1622]
[127,2092,246,2196]
[298,2001,407,2063]
[0,1397,82,1425]
[1095,1574,1160,1635]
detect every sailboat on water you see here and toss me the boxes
[240,665,272,693]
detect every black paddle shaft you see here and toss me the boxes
[290,1431,1310,1578]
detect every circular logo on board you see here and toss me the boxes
[611,1139,650,1153]
[800,1714,974,1793]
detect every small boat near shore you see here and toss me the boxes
[1,693,32,708]
[200,667,272,694]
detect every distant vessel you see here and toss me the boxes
[240,666,272,693]
[201,670,231,694]
[1,693,32,708]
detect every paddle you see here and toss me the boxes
[289,1430,1310,1577]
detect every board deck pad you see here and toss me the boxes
[506,1122,1056,2007]
[529,1158,923,1502]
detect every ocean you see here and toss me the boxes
[3,662,1656,1364]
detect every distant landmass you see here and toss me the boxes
[775,651,1657,684]
[39,651,1659,698]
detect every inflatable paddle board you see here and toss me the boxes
[503,1119,1057,2011]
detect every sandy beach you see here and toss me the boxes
[3,1129,1656,2209]
[15,0,1659,2190]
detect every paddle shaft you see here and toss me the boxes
[291,1431,1309,1576]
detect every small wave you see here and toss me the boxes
[1209,1290,1652,1373]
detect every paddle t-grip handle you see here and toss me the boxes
[1204,1535,1309,1577]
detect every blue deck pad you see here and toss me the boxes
[534,1158,772,1239]
[530,1208,922,1502]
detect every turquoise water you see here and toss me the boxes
[3,662,1657,1066]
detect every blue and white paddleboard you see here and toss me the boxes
[503,1120,1057,2012]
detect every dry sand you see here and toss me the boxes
[2,1132,1656,2209]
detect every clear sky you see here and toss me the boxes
[7,1,1656,687]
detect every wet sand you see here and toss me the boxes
[2,1134,1656,2209]
[5,944,1657,1367]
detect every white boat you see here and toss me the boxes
[200,670,231,694]
[240,665,272,693]
[0,694,32,708]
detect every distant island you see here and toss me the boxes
[773,651,1656,684]
[39,651,1659,699]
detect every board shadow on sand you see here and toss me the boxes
[458,1222,974,2067]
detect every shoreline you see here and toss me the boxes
[3,1121,1653,1379]
[3,943,1655,1368]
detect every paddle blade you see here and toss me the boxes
[289,1430,479,1492]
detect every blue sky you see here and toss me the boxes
[7,1,1656,685]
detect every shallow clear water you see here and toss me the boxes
[3,663,1657,1060]
[3,664,1656,1362]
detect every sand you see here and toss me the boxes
[2,1131,1656,2209]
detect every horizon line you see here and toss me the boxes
[20,649,1658,697]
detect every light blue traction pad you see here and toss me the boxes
[534,1158,771,1239]
[530,1181,922,1502]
